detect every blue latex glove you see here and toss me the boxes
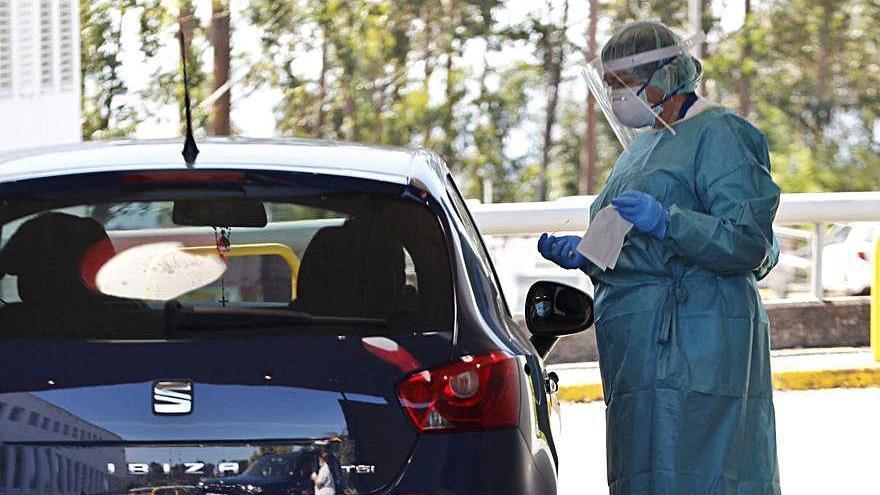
[538,233,588,269]
[611,190,670,239]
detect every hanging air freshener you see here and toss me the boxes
[214,227,232,257]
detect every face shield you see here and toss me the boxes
[584,31,705,148]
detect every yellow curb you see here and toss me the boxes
[558,383,605,403]
[772,367,880,391]
[559,367,880,403]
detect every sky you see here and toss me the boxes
[123,0,747,143]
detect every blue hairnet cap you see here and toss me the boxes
[601,21,703,95]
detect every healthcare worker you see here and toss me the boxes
[538,21,781,494]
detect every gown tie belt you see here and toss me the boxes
[657,279,688,344]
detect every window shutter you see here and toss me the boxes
[15,0,36,97]
[0,0,12,97]
[58,0,72,91]
[39,0,53,93]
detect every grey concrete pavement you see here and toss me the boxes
[557,387,880,494]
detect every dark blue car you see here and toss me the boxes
[0,139,593,494]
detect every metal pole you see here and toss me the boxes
[482,175,494,204]
[871,236,879,362]
[810,222,824,300]
[689,0,703,58]
[689,0,707,95]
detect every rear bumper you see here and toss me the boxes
[392,428,557,495]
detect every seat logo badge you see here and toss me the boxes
[152,381,193,415]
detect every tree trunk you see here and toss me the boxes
[178,1,196,130]
[477,48,492,203]
[815,4,830,102]
[373,77,384,143]
[344,7,358,141]
[737,0,752,117]
[210,0,231,136]
[689,0,710,96]
[699,0,707,96]
[441,44,456,168]
[579,0,598,195]
[810,1,832,151]
[345,78,357,141]
[539,0,568,201]
[421,5,435,147]
[314,31,327,138]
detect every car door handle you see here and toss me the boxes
[545,371,559,394]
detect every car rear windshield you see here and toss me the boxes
[0,170,453,338]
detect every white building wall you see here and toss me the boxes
[0,393,125,494]
[0,0,80,152]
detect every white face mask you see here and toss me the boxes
[610,87,661,129]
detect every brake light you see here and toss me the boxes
[122,171,246,184]
[397,352,520,433]
[858,251,868,261]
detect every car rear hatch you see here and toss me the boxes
[0,333,452,494]
[0,170,456,494]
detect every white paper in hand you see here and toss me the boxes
[576,206,633,271]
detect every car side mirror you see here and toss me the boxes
[525,281,594,337]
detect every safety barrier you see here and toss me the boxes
[872,236,880,362]
[470,192,880,301]
[182,242,301,299]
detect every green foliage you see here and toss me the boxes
[142,0,211,132]
[80,0,212,141]
[80,0,880,197]
[604,0,692,29]
[461,61,539,202]
[707,0,880,192]
[80,0,138,140]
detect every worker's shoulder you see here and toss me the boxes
[698,106,763,138]
[698,105,769,155]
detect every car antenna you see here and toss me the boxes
[178,22,199,167]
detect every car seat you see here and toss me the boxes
[0,212,148,337]
[294,216,408,320]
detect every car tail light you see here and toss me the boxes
[397,351,520,433]
[857,251,868,261]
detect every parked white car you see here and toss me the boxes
[822,222,879,295]
[483,235,593,313]
[758,251,810,299]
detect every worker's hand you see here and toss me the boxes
[611,190,669,239]
[538,233,588,270]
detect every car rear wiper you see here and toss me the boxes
[164,301,387,332]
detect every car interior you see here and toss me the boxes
[0,178,454,339]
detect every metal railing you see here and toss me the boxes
[470,192,880,301]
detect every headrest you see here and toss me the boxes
[296,219,404,318]
[0,212,116,303]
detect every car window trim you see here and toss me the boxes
[444,174,512,318]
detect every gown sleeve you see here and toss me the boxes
[753,234,780,281]
[662,115,781,276]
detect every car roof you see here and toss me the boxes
[0,138,450,192]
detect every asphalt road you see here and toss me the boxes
[557,387,880,494]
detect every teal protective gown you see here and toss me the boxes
[587,105,782,495]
